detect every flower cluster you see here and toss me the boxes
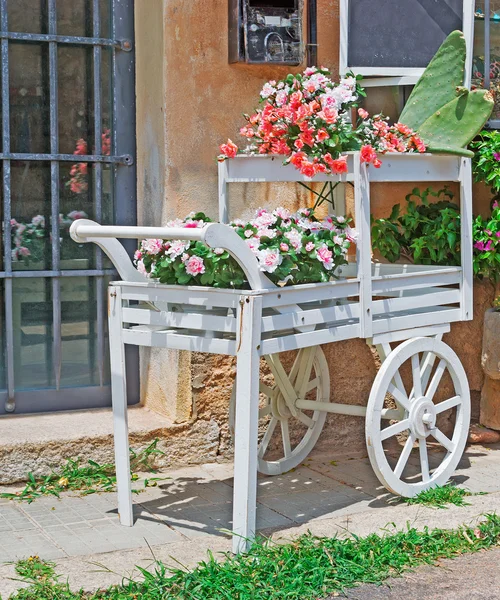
[473,204,500,283]
[10,210,88,263]
[67,129,111,195]
[135,208,356,288]
[219,67,426,177]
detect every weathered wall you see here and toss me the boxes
[134,1,495,465]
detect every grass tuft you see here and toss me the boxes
[403,482,477,509]
[5,514,500,599]
[0,440,168,503]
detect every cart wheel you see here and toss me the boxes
[366,337,470,497]
[229,346,330,476]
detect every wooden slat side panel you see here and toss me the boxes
[371,290,461,316]
[122,328,236,355]
[121,307,237,333]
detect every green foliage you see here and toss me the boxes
[472,206,500,283]
[403,483,475,509]
[6,515,500,599]
[0,440,167,503]
[371,187,461,265]
[470,129,500,195]
[493,294,500,311]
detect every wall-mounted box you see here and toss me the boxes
[229,0,303,65]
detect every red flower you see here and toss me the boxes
[331,156,348,174]
[220,139,238,159]
[300,161,316,178]
[360,145,378,165]
[316,129,329,142]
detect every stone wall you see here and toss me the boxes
[134,1,496,464]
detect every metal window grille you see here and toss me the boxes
[0,0,138,414]
[475,0,500,128]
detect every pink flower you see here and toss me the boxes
[358,108,369,119]
[305,241,315,252]
[219,139,238,159]
[213,247,225,255]
[257,248,282,273]
[19,246,31,257]
[136,259,149,277]
[285,229,302,249]
[316,244,334,270]
[245,238,260,254]
[316,129,329,142]
[167,240,190,258]
[360,145,378,165]
[141,238,163,255]
[331,156,348,174]
[496,231,500,238]
[185,255,205,276]
[134,250,142,261]
[274,207,291,220]
[280,243,289,252]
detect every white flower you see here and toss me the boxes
[285,229,303,250]
[260,82,276,98]
[333,235,343,245]
[257,227,276,239]
[275,90,288,106]
[245,238,260,254]
[213,247,225,255]
[136,259,150,278]
[167,240,190,258]
[257,248,282,273]
[141,238,163,255]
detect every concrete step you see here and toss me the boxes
[0,407,223,484]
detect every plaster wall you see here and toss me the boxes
[134,1,493,464]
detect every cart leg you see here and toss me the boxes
[232,295,262,553]
[108,286,133,527]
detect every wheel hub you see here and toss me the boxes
[409,396,436,438]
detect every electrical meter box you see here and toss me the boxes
[229,0,303,65]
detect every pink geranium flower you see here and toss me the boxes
[185,255,205,276]
[257,248,282,273]
[316,244,334,270]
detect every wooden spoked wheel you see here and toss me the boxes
[366,337,470,497]
[230,346,330,476]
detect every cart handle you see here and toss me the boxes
[70,219,273,290]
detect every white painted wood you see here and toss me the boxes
[232,294,262,553]
[372,269,462,295]
[218,159,229,223]
[366,337,470,497]
[260,322,360,355]
[459,158,473,321]
[121,306,237,333]
[257,348,330,475]
[261,302,360,332]
[339,0,349,76]
[371,289,460,316]
[354,153,373,338]
[362,76,420,87]
[108,285,133,526]
[372,307,462,335]
[369,324,450,345]
[463,0,475,89]
[122,328,237,355]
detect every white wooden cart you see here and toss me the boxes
[70,152,472,553]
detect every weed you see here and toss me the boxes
[6,514,500,599]
[403,482,478,509]
[0,440,168,503]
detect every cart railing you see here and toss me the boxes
[70,218,273,290]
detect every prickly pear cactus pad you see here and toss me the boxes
[399,31,466,131]
[417,89,494,153]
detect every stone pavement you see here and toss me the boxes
[1,444,500,596]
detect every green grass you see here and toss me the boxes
[403,483,479,509]
[0,440,168,503]
[5,514,500,600]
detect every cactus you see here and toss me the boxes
[417,89,494,152]
[399,31,466,130]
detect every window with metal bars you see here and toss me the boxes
[0,0,138,414]
[474,0,500,127]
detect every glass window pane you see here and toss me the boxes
[11,161,51,271]
[13,277,52,390]
[60,275,110,388]
[9,43,50,154]
[57,0,111,38]
[57,1,92,38]
[7,2,45,34]
[0,280,6,391]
